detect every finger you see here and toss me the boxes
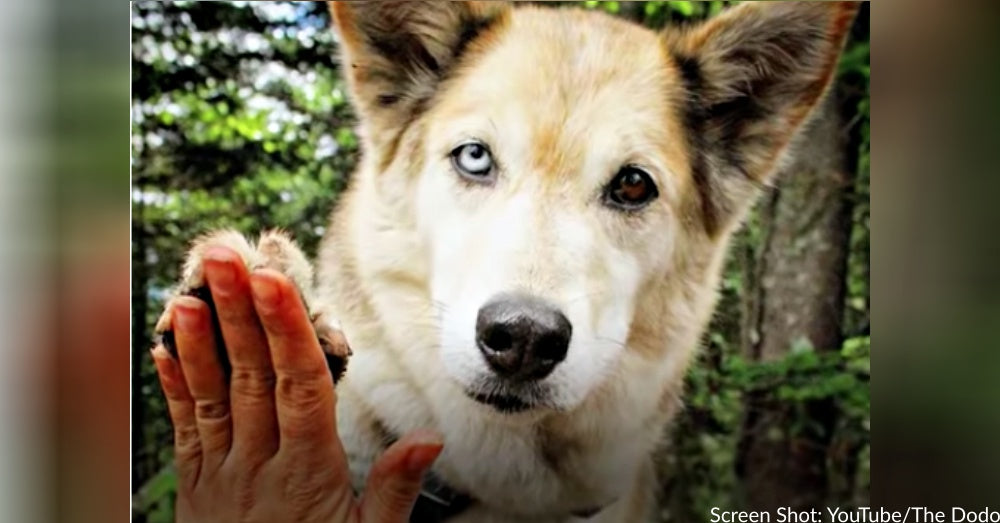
[359,430,444,523]
[173,296,232,465]
[248,269,339,455]
[202,246,278,457]
[151,345,202,488]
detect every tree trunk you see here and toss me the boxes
[736,87,857,509]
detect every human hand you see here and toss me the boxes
[152,245,440,522]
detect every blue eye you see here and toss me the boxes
[451,142,494,180]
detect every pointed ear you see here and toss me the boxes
[329,1,510,147]
[666,2,860,236]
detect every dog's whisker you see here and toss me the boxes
[431,299,452,312]
[562,290,612,307]
[593,336,628,348]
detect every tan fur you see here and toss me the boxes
[170,3,858,521]
[157,229,315,334]
[666,2,860,237]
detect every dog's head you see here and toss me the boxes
[331,2,858,414]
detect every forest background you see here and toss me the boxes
[130,2,871,521]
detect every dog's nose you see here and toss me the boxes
[476,293,572,381]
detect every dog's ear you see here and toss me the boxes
[666,2,859,236]
[330,1,510,147]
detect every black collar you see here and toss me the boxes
[410,470,473,522]
[380,431,605,522]
[408,471,605,522]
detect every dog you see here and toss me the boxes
[158,2,859,521]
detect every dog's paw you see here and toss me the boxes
[154,229,350,383]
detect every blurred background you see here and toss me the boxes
[130,2,869,521]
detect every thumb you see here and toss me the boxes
[359,429,444,523]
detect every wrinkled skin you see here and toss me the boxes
[152,246,442,523]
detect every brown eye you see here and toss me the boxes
[604,166,658,210]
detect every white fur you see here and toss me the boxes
[316,3,855,521]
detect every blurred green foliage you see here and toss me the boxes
[131,2,869,521]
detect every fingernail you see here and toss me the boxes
[406,428,444,446]
[150,345,172,361]
[173,298,203,332]
[404,443,444,476]
[150,346,179,383]
[250,273,282,312]
[203,248,238,294]
[154,303,173,333]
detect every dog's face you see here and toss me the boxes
[332,2,857,414]
[415,11,688,412]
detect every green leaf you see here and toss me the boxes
[335,127,357,149]
[838,42,870,77]
[133,465,177,512]
[670,1,695,17]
